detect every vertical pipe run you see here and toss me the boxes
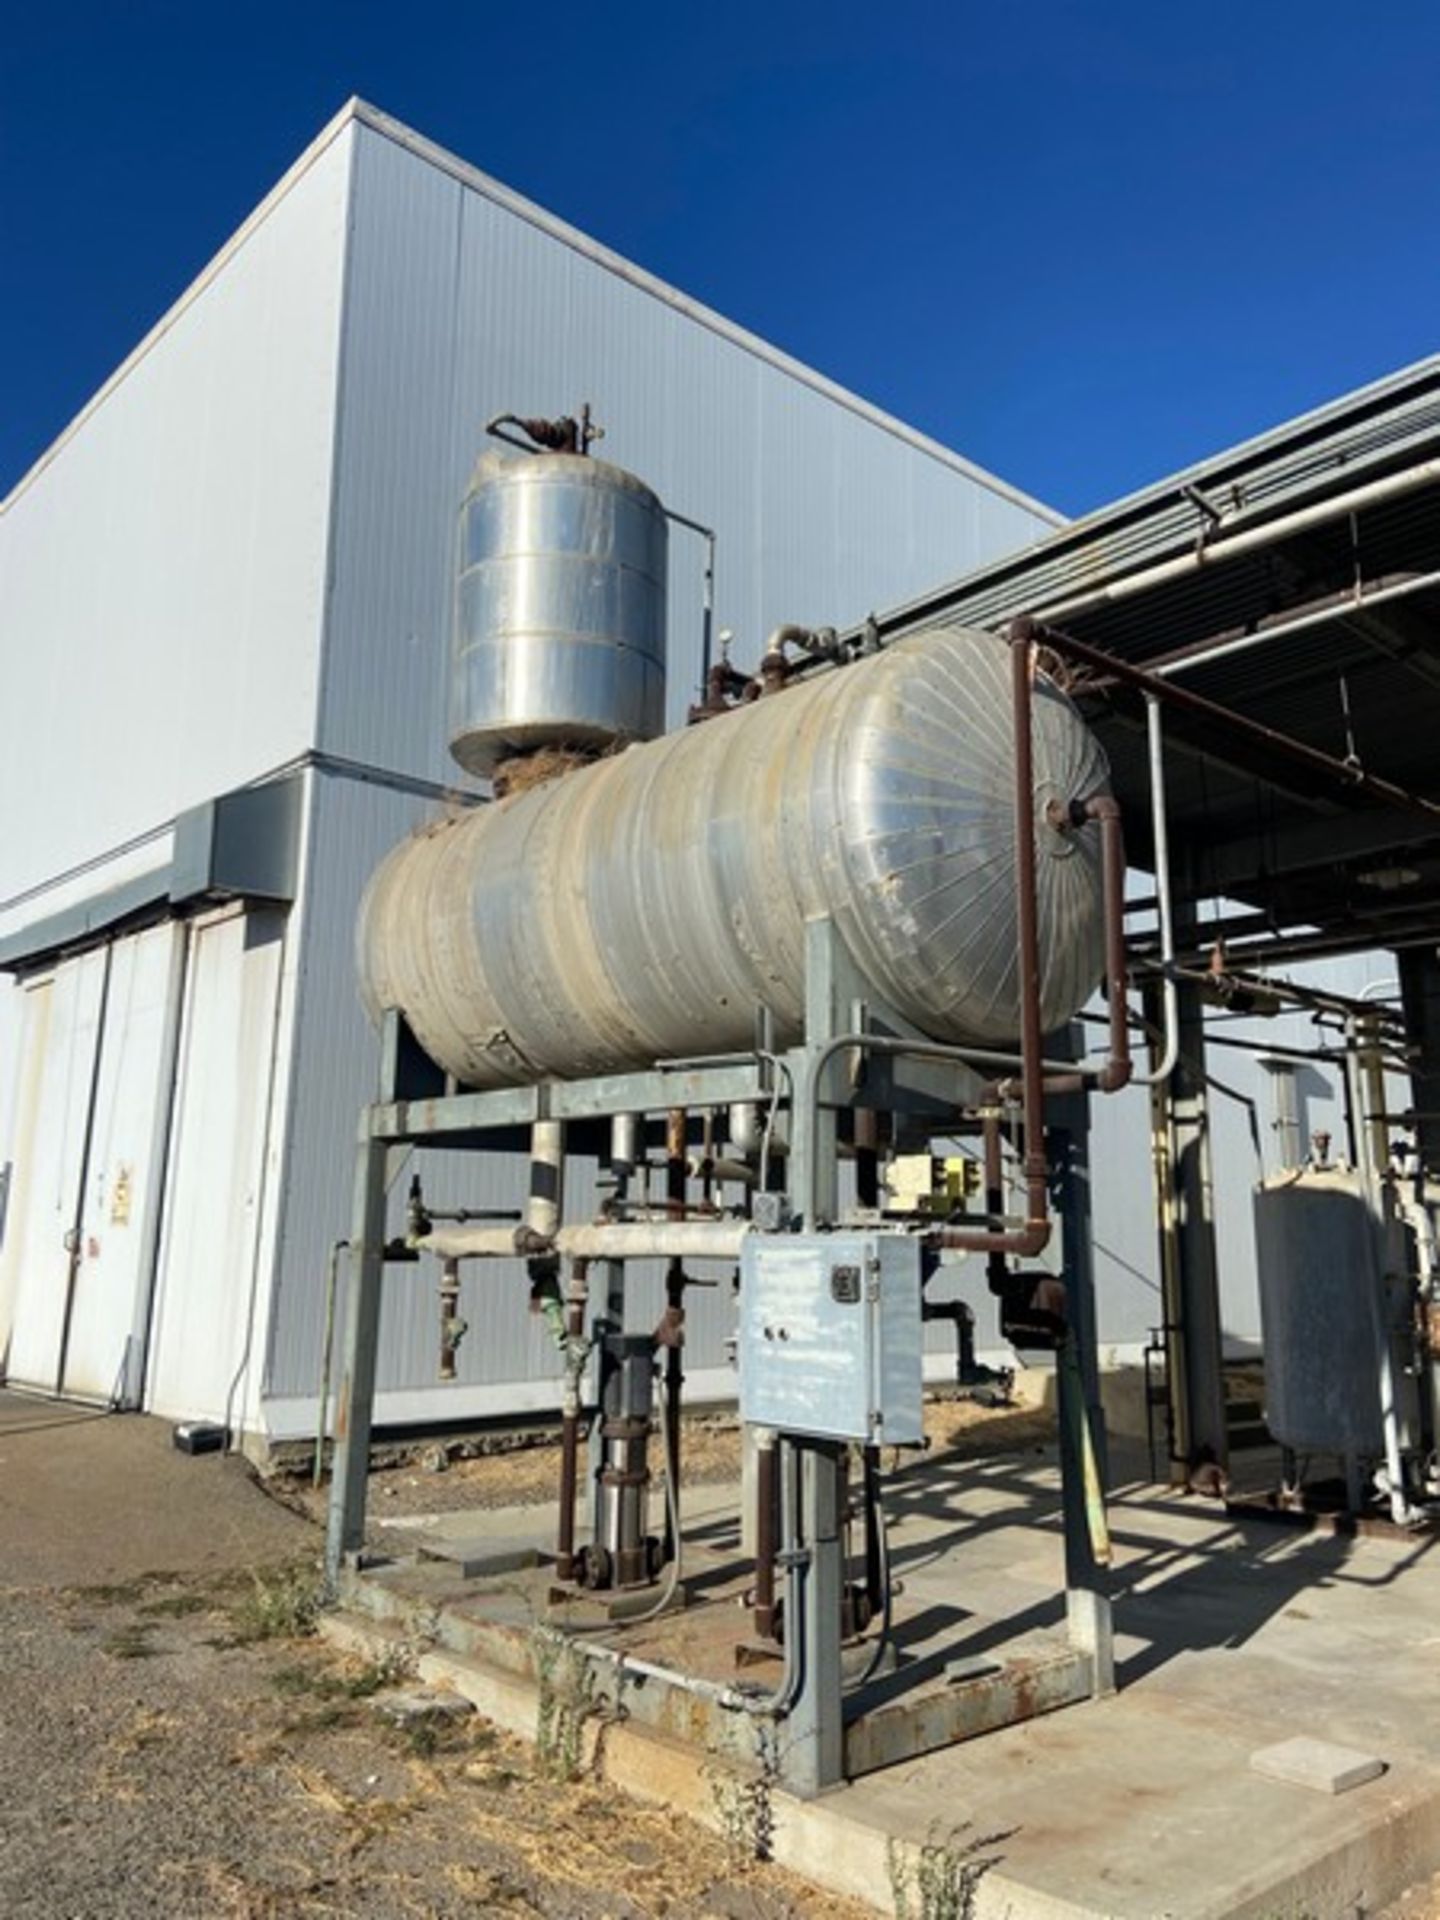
[528,1120,565,1237]
[861,1443,884,1623]
[932,626,1055,1258]
[753,1426,779,1640]
[854,1107,880,1210]
[663,1109,687,1564]
[1012,629,1049,1232]
[438,1257,462,1381]
[556,1257,589,1581]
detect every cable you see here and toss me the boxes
[846,1461,894,1693]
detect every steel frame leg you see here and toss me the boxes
[1052,1112,1115,1695]
[324,1126,392,1594]
[787,1436,846,1795]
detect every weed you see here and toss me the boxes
[703,1758,776,1867]
[886,1825,1010,1920]
[101,1621,160,1660]
[229,1563,322,1643]
[532,1629,598,1781]
[270,1651,407,1701]
[68,1579,148,1607]
[139,1591,209,1619]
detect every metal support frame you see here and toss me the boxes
[323,920,1113,1788]
[1400,947,1440,1175]
[1150,964,1228,1481]
[324,1129,399,1592]
[1051,1093,1115,1694]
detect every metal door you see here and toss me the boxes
[3,949,110,1390]
[0,974,56,1371]
[145,906,285,1426]
[59,923,186,1404]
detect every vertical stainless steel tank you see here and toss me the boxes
[450,450,669,775]
[1253,1169,1421,1457]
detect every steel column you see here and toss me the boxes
[324,1127,394,1593]
[1050,1098,1114,1694]
[1152,972,1228,1478]
[1400,947,1440,1175]
[781,919,850,1794]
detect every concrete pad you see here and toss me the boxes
[337,1448,1440,1916]
[416,1534,543,1578]
[1251,1735,1386,1795]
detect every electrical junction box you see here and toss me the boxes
[739,1231,923,1445]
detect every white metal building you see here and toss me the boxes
[0,100,1065,1447]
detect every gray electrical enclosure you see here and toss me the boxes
[739,1232,924,1444]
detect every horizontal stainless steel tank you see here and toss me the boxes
[450,450,668,775]
[1253,1169,1417,1456]
[361,624,1110,1089]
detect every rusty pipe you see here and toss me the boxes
[1013,613,1440,824]
[1083,793,1132,1095]
[932,627,1050,1258]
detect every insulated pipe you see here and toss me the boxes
[728,1102,762,1160]
[609,1112,641,1178]
[416,1219,751,1262]
[1035,460,1440,631]
[847,457,1440,664]
[528,1120,565,1238]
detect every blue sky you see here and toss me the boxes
[4,3,1438,515]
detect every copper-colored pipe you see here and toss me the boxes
[1084,793,1132,1095]
[933,628,1051,1258]
[1013,612,1440,824]
[555,1257,589,1582]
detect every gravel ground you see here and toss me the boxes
[0,1395,873,1919]
[284,1396,1059,1539]
[0,1568,877,1918]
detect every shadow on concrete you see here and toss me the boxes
[863,1441,1438,1694]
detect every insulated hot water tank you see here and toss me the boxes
[450,449,669,775]
[360,622,1112,1089]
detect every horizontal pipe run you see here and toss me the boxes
[1013,615,1440,823]
[1145,568,1440,681]
[836,454,1440,662]
[416,1219,752,1263]
[1031,458,1440,631]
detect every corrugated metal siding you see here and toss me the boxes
[315,122,1054,785]
[0,127,353,911]
[267,120,1058,1421]
[269,769,743,1405]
